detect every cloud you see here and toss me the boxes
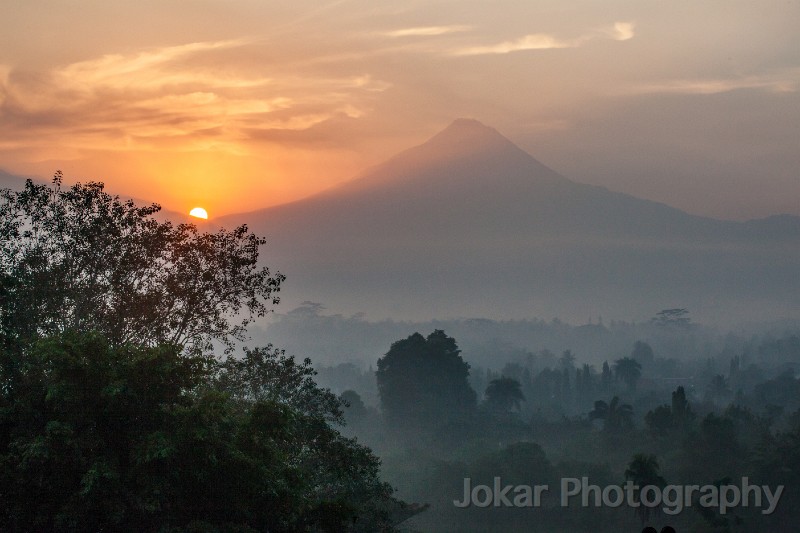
[624,72,799,95]
[452,21,635,56]
[56,40,251,91]
[384,25,472,38]
[610,22,635,41]
[453,33,573,56]
[0,40,390,153]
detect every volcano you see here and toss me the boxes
[219,119,800,324]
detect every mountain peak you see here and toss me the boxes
[444,117,496,132]
[334,118,569,195]
[426,118,508,150]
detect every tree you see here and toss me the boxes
[671,385,694,427]
[559,349,576,371]
[340,390,368,425]
[681,414,743,483]
[214,344,343,423]
[589,396,634,432]
[575,364,595,408]
[631,340,654,365]
[625,454,666,525]
[645,405,674,437]
[645,386,696,437]
[484,376,525,414]
[651,308,691,327]
[0,174,284,354]
[0,177,417,531]
[215,345,413,532]
[600,360,613,392]
[614,357,642,391]
[376,330,476,436]
[0,332,412,532]
[706,374,731,404]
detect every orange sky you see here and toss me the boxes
[1,1,799,219]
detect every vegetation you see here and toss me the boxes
[306,320,800,532]
[624,454,666,525]
[484,376,525,414]
[0,172,283,354]
[0,176,414,532]
[376,330,476,445]
[5,175,800,532]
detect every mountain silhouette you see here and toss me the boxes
[218,120,800,322]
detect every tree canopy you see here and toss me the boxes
[614,357,642,391]
[484,376,526,414]
[376,330,476,436]
[0,332,407,532]
[589,396,634,432]
[0,173,284,354]
[624,454,666,525]
[0,175,414,532]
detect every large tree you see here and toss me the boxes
[624,454,666,525]
[0,173,284,354]
[613,357,642,391]
[0,332,411,532]
[484,376,525,414]
[0,176,416,531]
[376,330,476,436]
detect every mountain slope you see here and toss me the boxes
[219,119,800,324]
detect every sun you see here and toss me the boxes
[189,207,209,219]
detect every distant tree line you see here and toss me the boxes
[339,324,800,532]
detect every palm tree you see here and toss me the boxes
[614,357,642,390]
[485,376,526,414]
[589,396,634,432]
[625,453,666,525]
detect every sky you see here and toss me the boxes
[1,1,798,220]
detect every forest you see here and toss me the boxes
[329,325,800,532]
[2,177,800,532]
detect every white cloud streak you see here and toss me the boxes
[384,25,472,38]
[624,72,799,96]
[453,33,573,56]
[452,21,635,56]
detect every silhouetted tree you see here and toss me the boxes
[625,454,666,525]
[671,385,694,426]
[575,364,596,409]
[681,414,743,482]
[651,308,691,326]
[340,390,368,424]
[631,340,654,365]
[645,386,695,437]
[600,360,613,392]
[614,357,642,391]
[559,349,576,371]
[0,173,284,354]
[0,332,408,532]
[589,396,634,432]
[706,374,731,404]
[376,330,476,436]
[645,405,674,437]
[485,376,525,414]
[0,176,416,531]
